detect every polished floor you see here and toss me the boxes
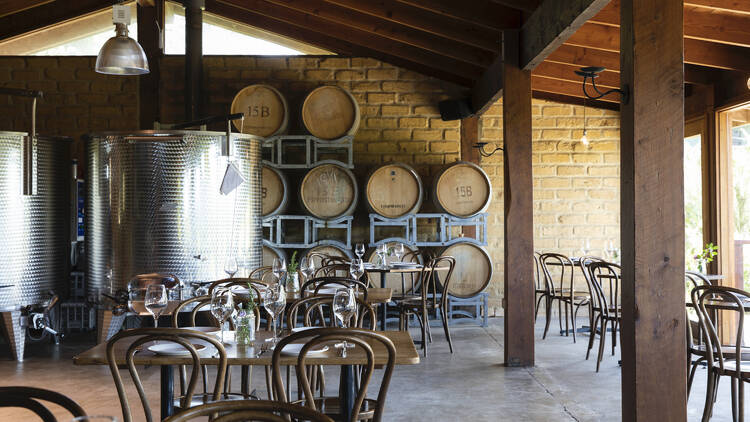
[0,315,740,421]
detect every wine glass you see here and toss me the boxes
[377,243,388,268]
[263,283,286,344]
[355,243,365,259]
[333,288,357,352]
[224,256,238,278]
[211,288,234,344]
[300,256,315,282]
[350,258,365,281]
[393,243,405,262]
[144,284,167,329]
[272,258,286,283]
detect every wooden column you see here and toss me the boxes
[137,0,163,129]
[502,30,534,367]
[184,0,204,121]
[619,0,686,420]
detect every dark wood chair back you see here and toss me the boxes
[249,266,272,280]
[287,295,376,330]
[420,256,456,310]
[578,256,606,310]
[162,399,334,422]
[533,252,543,291]
[301,277,369,301]
[539,252,574,296]
[587,261,622,319]
[106,328,228,422]
[314,263,351,278]
[271,328,396,422]
[685,272,711,352]
[0,386,86,422]
[692,285,750,374]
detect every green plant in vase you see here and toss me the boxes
[234,287,257,345]
[286,251,300,293]
[694,243,718,273]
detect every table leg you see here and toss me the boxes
[161,365,174,420]
[339,364,355,422]
[380,272,387,331]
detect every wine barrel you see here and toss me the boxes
[262,244,287,267]
[231,84,289,137]
[433,161,492,218]
[365,242,421,290]
[299,163,358,220]
[438,242,492,298]
[366,163,423,218]
[261,165,289,217]
[303,242,353,269]
[301,86,360,140]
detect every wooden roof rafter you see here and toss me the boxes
[0,0,113,42]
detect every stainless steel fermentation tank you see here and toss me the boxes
[0,131,72,361]
[85,131,263,311]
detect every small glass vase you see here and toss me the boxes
[696,258,708,274]
[233,309,255,345]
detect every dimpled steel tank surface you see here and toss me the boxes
[0,132,71,311]
[85,131,262,298]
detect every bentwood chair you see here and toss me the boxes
[534,252,546,321]
[397,256,456,357]
[539,253,590,342]
[106,328,227,422]
[0,386,86,421]
[162,399,335,422]
[686,271,712,399]
[585,261,622,372]
[578,256,606,337]
[272,328,396,422]
[315,263,351,278]
[693,285,750,422]
[249,266,273,281]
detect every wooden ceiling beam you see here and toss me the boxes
[259,0,495,67]
[0,0,112,41]
[520,0,612,70]
[206,0,475,86]
[0,0,53,18]
[395,0,521,31]
[684,0,750,14]
[323,0,501,52]
[488,0,540,13]
[470,0,610,115]
[569,22,750,72]
[592,0,750,47]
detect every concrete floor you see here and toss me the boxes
[0,316,742,421]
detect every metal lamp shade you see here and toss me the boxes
[95,24,149,75]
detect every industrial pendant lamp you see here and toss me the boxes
[95,4,149,75]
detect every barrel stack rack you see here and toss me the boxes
[367,212,489,327]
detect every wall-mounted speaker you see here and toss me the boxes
[438,98,474,121]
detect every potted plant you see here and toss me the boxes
[694,243,718,273]
[286,251,300,293]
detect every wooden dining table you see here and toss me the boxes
[73,328,419,421]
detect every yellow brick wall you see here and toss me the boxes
[478,100,620,314]
[0,56,621,315]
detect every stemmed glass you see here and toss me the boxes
[264,283,286,345]
[377,243,388,268]
[393,243,405,262]
[300,256,315,282]
[333,288,357,353]
[350,258,365,282]
[272,258,286,284]
[210,288,234,344]
[224,256,238,278]
[144,284,168,329]
[355,243,365,259]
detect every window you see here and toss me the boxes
[0,1,329,56]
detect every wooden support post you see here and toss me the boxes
[184,0,204,121]
[137,0,163,129]
[502,30,534,367]
[619,0,686,420]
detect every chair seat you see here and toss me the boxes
[691,345,750,360]
[292,397,378,421]
[720,360,750,377]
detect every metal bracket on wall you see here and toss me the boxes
[262,135,354,169]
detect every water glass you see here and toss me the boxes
[264,283,286,344]
[224,257,238,278]
[333,288,357,352]
[377,243,388,268]
[350,258,365,281]
[355,243,365,259]
[300,256,315,282]
[394,243,405,262]
[210,288,234,344]
[144,284,167,329]
[272,258,286,283]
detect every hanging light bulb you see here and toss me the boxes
[95,5,149,75]
[580,97,590,147]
